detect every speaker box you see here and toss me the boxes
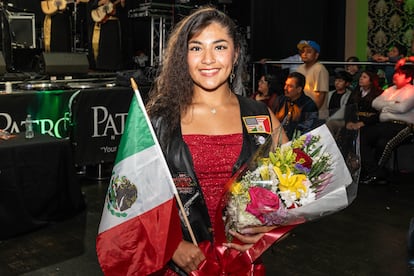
[8,13,36,49]
[41,52,89,75]
[0,52,6,75]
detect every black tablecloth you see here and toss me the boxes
[0,134,85,239]
[0,87,144,166]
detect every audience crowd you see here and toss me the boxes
[252,40,414,186]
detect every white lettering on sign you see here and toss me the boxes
[0,112,70,138]
[0,107,128,139]
[91,106,128,138]
[100,146,118,153]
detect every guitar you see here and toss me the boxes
[91,0,121,23]
[41,0,88,16]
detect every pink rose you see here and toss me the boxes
[246,187,281,223]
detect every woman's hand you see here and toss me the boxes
[223,226,277,252]
[172,240,206,274]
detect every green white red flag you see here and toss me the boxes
[96,87,182,275]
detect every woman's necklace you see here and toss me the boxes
[209,90,233,115]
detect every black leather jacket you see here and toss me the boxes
[151,95,272,244]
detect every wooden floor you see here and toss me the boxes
[0,171,414,276]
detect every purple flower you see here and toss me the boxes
[304,134,312,146]
[295,163,311,174]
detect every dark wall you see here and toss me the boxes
[248,0,346,62]
[5,0,346,68]
[8,0,43,26]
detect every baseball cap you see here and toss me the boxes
[297,40,321,53]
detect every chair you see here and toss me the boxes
[378,126,414,174]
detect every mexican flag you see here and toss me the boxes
[96,87,182,275]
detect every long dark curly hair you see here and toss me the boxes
[146,6,246,136]
[351,70,383,103]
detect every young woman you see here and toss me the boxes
[250,74,281,109]
[345,70,383,131]
[146,6,287,275]
[344,70,383,184]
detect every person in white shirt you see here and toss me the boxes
[360,64,414,185]
[280,53,302,73]
[373,66,414,124]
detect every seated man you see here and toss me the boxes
[360,64,414,184]
[272,72,319,139]
[328,70,353,116]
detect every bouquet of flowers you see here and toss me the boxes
[224,124,356,234]
[193,124,359,275]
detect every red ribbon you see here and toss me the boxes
[191,226,295,275]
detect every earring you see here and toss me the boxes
[229,67,235,84]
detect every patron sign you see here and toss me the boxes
[0,87,136,166]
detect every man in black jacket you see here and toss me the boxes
[272,72,319,139]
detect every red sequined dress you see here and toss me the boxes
[183,133,242,228]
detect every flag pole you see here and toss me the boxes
[130,78,198,247]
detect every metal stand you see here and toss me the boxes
[149,15,170,67]
[128,3,176,67]
[0,2,13,71]
[86,163,110,181]
[72,2,77,52]
[95,163,108,180]
[71,2,88,53]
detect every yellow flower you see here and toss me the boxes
[260,157,270,165]
[230,182,245,195]
[259,164,270,180]
[273,166,307,198]
[270,147,296,174]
